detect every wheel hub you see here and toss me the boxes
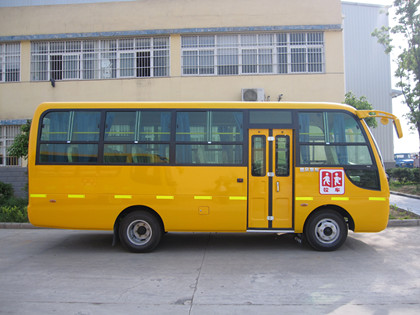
[127,220,153,245]
[136,226,147,235]
[315,219,339,244]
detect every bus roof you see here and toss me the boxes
[33,101,403,139]
[34,101,357,112]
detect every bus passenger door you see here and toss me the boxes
[248,129,293,230]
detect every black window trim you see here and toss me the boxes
[36,108,249,167]
[295,109,381,191]
[295,109,378,168]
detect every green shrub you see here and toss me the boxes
[413,168,420,183]
[0,181,28,222]
[389,168,415,183]
[2,196,28,208]
[0,182,14,202]
[0,205,28,223]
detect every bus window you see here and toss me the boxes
[39,110,100,163]
[104,110,171,164]
[175,111,243,165]
[298,111,373,166]
[211,111,243,142]
[104,144,169,164]
[105,111,136,142]
[138,111,171,142]
[327,112,365,143]
[298,111,378,189]
[40,111,70,141]
[176,112,207,142]
[249,110,292,125]
[39,143,98,163]
[72,111,101,141]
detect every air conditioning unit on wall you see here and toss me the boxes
[241,88,265,102]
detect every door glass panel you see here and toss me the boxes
[251,135,265,176]
[275,136,289,176]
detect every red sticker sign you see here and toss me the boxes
[319,169,345,195]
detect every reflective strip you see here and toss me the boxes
[369,197,386,201]
[331,197,349,201]
[68,194,85,199]
[296,197,313,201]
[30,194,46,198]
[194,196,212,200]
[156,196,174,200]
[114,195,132,199]
[229,196,247,201]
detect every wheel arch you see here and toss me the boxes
[304,204,355,232]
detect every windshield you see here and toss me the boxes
[395,154,412,160]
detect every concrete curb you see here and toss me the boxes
[0,223,43,229]
[387,219,420,227]
[390,191,420,200]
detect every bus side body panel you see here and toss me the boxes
[294,168,389,233]
[27,102,394,237]
[28,165,248,232]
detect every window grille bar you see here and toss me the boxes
[0,125,22,166]
[181,32,324,76]
[30,37,170,81]
[0,42,20,82]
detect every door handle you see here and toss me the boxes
[276,181,280,192]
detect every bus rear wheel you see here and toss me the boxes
[119,211,162,253]
[304,210,348,251]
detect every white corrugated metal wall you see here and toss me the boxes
[342,2,394,168]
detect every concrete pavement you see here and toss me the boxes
[0,227,420,314]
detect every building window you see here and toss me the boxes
[0,43,20,82]
[30,37,169,81]
[181,32,324,76]
[0,124,22,166]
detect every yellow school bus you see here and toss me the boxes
[28,102,403,252]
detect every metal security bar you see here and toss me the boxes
[30,37,170,81]
[0,42,20,82]
[181,32,324,76]
[0,125,22,166]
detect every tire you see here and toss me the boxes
[304,210,348,251]
[119,211,162,253]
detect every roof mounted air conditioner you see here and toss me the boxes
[242,88,265,102]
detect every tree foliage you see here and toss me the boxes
[372,0,420,144]
[343,92,377,128]
[7,120,31,160]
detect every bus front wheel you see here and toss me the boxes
[119,211,162,253]
[304,210,348,251]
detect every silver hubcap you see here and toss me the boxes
[127,220,152,246]
[314,218,339,244]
